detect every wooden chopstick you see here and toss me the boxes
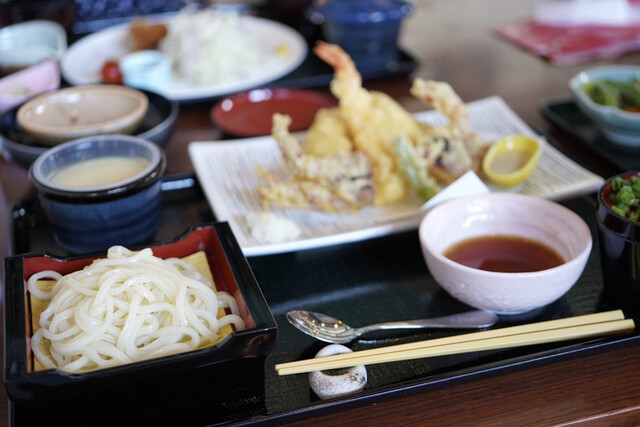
[276,310,633,376]
[277,310,624,372]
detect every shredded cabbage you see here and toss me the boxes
[160,7,278,85]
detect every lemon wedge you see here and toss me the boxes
[482,135,541,187]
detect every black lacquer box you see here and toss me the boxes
[3,223,277,426]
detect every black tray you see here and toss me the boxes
[7,174,640,426]
[541,98,640,172]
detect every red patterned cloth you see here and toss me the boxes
[494,18,640,65]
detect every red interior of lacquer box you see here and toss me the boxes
[20,226,253,373]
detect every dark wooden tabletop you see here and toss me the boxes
[2,0,640,425]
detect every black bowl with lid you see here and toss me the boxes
[597,171,640,313]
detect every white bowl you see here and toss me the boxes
[0,20,67,75]
[419,193,592,314]
[17,85,149,146]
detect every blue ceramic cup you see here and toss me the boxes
[309,0,413,70]
[29,134,166,254]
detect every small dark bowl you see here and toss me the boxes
[3,224,277,426]
[597,171,640,313]
[0,88,178,169]
[29,134,166,254]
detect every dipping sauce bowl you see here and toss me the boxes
[597,171,640,312]
[419,193,592,314]
[29,134,166,254]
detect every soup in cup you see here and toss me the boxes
[29,134,166,254]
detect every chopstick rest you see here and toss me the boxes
[276,310,634,376]
[309,344,367,399]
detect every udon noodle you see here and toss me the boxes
[27,246,246,373]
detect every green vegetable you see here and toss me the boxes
[582,77,640,112]
[393,135,440,201]
[608,176,640,220]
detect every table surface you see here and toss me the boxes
[2,0,640,425]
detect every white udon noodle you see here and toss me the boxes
[27,246,246,373]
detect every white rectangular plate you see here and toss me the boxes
[189,96,604,256]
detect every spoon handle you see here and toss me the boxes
[356,310,498,335]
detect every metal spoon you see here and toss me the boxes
[286,310,499,344]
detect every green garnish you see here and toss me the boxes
[609,176,640,220]
[582,78,640,112]
[393,135,440,201]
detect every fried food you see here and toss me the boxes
[313,41,424,206]
[406,78,486,185]
[257,114,375,212]
[304,108,352,156]
[129,19,168,51]
[256,43,486,213]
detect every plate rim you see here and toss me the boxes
[61,14,309,102]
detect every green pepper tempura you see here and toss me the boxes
[582,78,640,113]
[609,176,640,221]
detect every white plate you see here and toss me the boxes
[189,96,604,257]
[61,15,307,102]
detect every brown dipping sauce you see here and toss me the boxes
[444,235,564,273]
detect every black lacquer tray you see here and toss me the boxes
[7,172,640,426]
[541,98,640,172]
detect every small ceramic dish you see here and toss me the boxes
[17,85,149,146]
[482,134,542,187]
[569,65,640,147]
[29,134,166,254]
[0,20,67,77]
[211,88,338,137]
[419,193,592,314]
[0,60,60,116]
[0,89,178,169]
[120,49,172,92]
[3,224,277,426]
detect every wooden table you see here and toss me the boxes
[2,0,640,425]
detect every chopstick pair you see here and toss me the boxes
[275,310,634,376]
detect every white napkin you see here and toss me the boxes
[534,0,640,27]
[421,171,490,212]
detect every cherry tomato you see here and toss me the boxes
[101,61,123,84]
